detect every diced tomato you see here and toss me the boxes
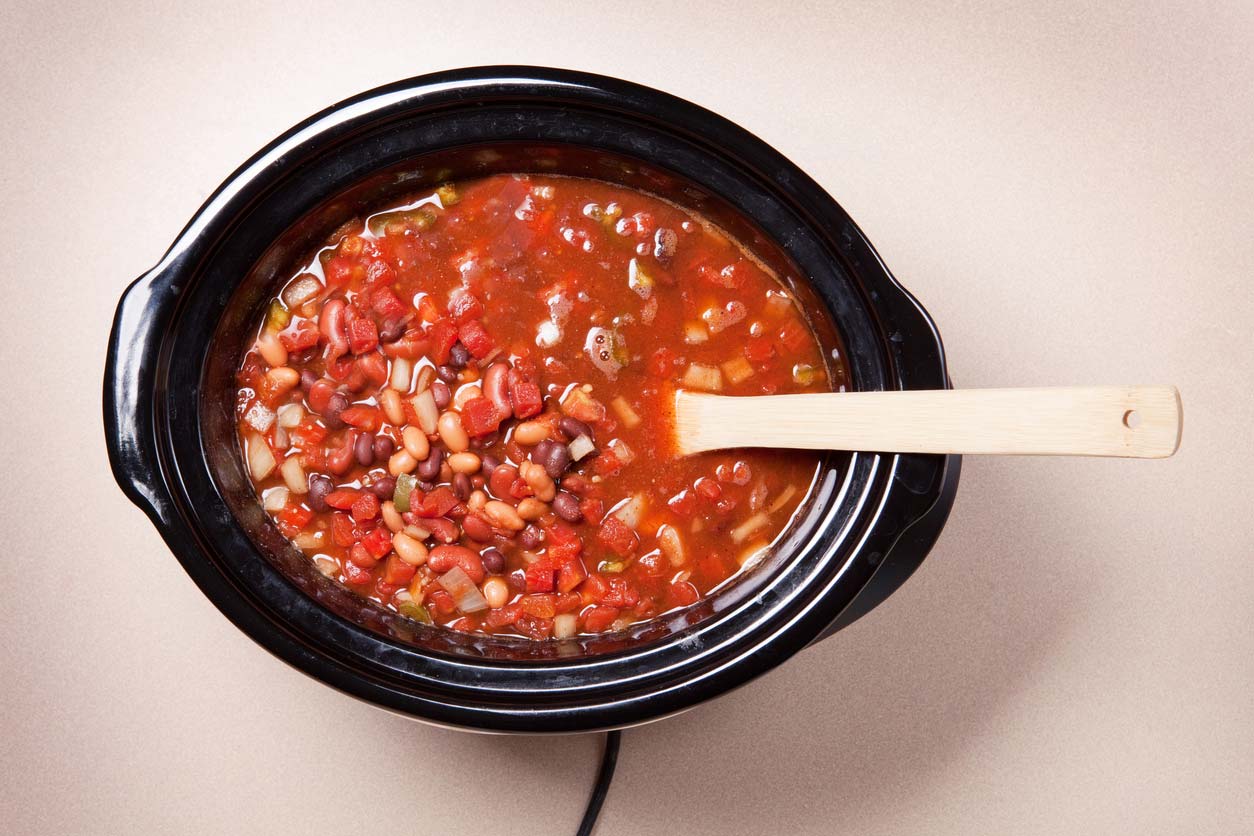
[324,257,353,288]
[560,388,606,424]
[592,451,624,478]
[275,503,313,537]
[521,594,558,619]
[524,557,558,594]
[361,525,393,559]
[580,574,610,604]
[427,588,457,617]
[507,369,543,419]
[331,513,357,547]
[667,580,700,608]
[579,498,604,523]
[369,287,406,319]
[325,489,360,510]
[548,537,583,565]
[339,405,382,432]
[415,294,440,323]
[636,551,667,577]
[485,602,523,628]
[667,489,698,517]
[348,318,379,354]
[348,542,377,569]
[582,605,620,633]
[351,492,380,523]
[514,615,553,640]
[290,418,328,447]
[324,355,354,381]
[597,515,638,557]
[356,353,389,388]
[744,335,775,365]
[556,558,588,593]
[546,521,581,546]
[279,321,320,352]
[556,591,583,613]
[343,561,373,585]
[299,446,325,470]
[602,576,639,608]
[461,397,502,436]
[413,486,460,519]
[364,258,395,286]
[776,319,810,353]
[457,319,495,359]
[647,347,677,378]
[429,319,459,364]
[306,379,335,413]
[382,554,415,585]
[447,289,485,324]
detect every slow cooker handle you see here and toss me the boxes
[103,264,179,524]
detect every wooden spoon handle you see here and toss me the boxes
[674,386,1182,458]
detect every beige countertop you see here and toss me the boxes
[2,1,1251,833]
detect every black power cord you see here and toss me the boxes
[576,730,622,836]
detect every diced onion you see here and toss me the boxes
[683,321,708,344]
[730,512,769,544]
[767,484,798,514]
[609,438,635,466]
[738,541,770,568]
[411,389,439,434]
[553,613,578,639]
[294,530,325,551]
[627,258,654,299]
[314,556,339,577]
[262,487,289,512]
[281,457,308,493]
[721,356,755,385]
[611,493,647,530]
[277,403,304,428]
[281,274,324,309]
[702,301,746,334]
[247,432,276,480]
[682,363,723,392]
[437,566,489,613]
[656,524,686,566]
[764,291,793,317]
[390,357,413,393]
[610,396,642,429]
[272,426,288,449]
[244,402,275,433]
[568,434,596,462]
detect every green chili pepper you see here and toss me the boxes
[436,183,460,206]
[266,300,291,332]
[599,560,626,574]
[398,601,432,624]
[393,473,417,513]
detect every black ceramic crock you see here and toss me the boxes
[104,66,959,733]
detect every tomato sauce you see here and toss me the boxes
[234,174,840,640]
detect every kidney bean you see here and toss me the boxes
[480,548,506,575]
[432,380,452,410]
[373,434,394,461]
[552,491,583,523]
[519,524,544,550]
[299,369,318,392]
[452,472,472,500]
[326,434,357,475]
[324,392,349,429]
[488,463,518,499]
[448,342,471,368]
[463,513,494,542]
[378,317,405,343]
[428,544,485,584]
[558,416,593,442]
[354,432,376,466]
[542,443,571,479]
[482,362,512,419]
[319,298,349,360]
[307,474,334,512]
[369,475,396,499]
[416,447,443,482]
[426,517,460,544]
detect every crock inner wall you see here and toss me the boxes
[194,132,884,662]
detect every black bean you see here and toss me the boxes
[432,380,452,409]
[552,491,583,523]
[543,443,571,479]
[299,370,318,392]
[436,365,458,383]
[416,447,443,482]
[417,480,436,492]
[378,317,405,343]
[324,392,349,429]
[452,472,472,500]
[307,474,333,512]
[519,525,544,550]
[481,548,506,575]
[532,439,555,466]
[480,455,500,476]
[354,432,376,467]
[369,475,396,499]
[559,416,593,442]
[448,342,471,368]
[373,435,394,461]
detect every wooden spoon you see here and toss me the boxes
[674,386,1182,458]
